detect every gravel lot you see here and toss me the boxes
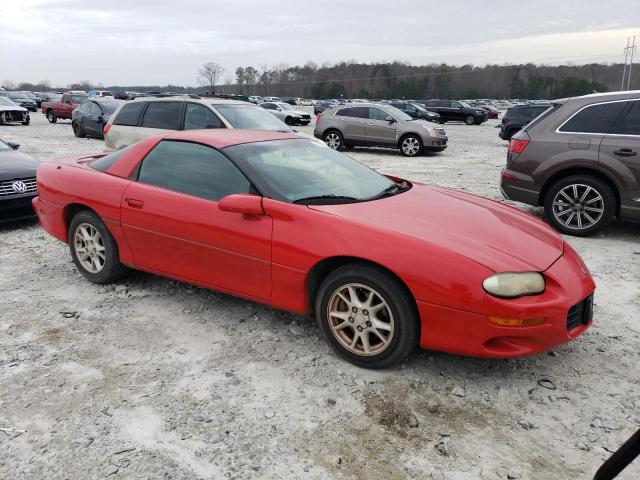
[1,110,638,480]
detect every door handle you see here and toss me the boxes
[125,198,144,209]
[613,148,637,157]
[368,122,374,125]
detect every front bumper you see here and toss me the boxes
[0,194,37,223]
[418,243,595,357]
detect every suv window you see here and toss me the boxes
[610,101,640,135]
[184,103,224,130]
[137,140,251,201]
[559,101,628,134]
[368,107,389,121]
[449,101,462,109]
[336,107,368,118]
[114,102,146,126]
[142,102,183,130]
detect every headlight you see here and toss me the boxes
[421,125,435,135]
[482,272,545,298]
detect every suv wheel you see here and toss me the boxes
[544,175,616,236]
[465,115,475,125]
[323,130,343,150]
[400,134,422,157]
[315,264,419,369]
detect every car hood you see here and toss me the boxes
[309,183,564,272]
[0,104,27,112]
[0,149,41,179]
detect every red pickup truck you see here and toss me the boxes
[41,93,88,123]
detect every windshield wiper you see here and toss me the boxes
[294,194,358,205]
[367,184,401,200]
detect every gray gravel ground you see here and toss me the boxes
[0,110,638,479]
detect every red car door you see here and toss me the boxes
[120,140,272,302]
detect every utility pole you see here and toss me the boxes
[626,36,636,91]
[621,37,630,90]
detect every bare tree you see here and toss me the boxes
[2,79,17,90]
[197,62,225,92]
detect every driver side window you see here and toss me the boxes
[184,103,224,130]
[368,108,389,121]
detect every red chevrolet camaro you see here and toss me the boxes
[33,129,595,368]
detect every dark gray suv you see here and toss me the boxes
[501,91,640,236]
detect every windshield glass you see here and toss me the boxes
[382,105,413,122]
[99,100,122,113]
[213,104,292,131]
[411,103,428,112]
[224,139,396,203]
[459,101,473,108]
[9,93,29,100]
[278,103,293,110]
[0,97,17,106]
[0,140,11,151]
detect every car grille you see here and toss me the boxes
[0,177,37,197]
[301,114,311,119]
[567,294,594,332]
[436,128,446,136]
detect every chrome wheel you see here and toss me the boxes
[73,223,106,273]
[552,184,604,230]
[324,132,341,150]
[401,136,420,156]
[327,283,394,356]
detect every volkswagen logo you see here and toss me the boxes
[11,181,28,193]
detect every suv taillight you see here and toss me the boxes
[508,139,529,154]
[316,112,323,121]
[103,123,111,136]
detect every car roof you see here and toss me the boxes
[554,90,640,105]
[161,129,301,149]
[126,96,248,105]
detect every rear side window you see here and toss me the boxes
[559,101,628,134]
[610,101,640,135]
[335,107,352,116]
[524,104,558,131]
[137,141,251,201]
[114,102,146,126]
[184,103,224,130]
[142,102,183,130]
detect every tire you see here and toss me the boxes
[284,116,293,125]
[505,129,516,141]
[315,264,419,369]
[21,116,30,126]
[399,134,422,157]
[68,210,129,284]
[465,115,475,125]
[323,130,344,150]
[0,113,4,126]
[72,120,85,138]
[46,110,57,123]
[544,174,616,236]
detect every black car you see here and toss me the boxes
[72,99,124,139]
[418,99,488,125]
[499,104,551,140]
[387,100,441,123]
[6,92,37,112]
[0,140,40,222]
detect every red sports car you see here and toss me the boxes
[33,130,595,368]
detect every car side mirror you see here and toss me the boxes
[219,194,264,216]
[7,142,19,150]
[385,116,396,123]
[98,115,104,122]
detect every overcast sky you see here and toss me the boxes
[1,0,638,86]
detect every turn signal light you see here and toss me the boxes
[508,139,529,154]
[487,316,545,327]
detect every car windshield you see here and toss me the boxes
[71,95,88,103]
[277,103,293,110]
[459,101,473,108]
[382,105,413,122]
[99,100,122,113]
[0,97,17,106]
[212,104,292,131]
[0,140,11,151]
[410,102,429,112]
[224,139,398,204]
[9,94,29,100]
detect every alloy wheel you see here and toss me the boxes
[327,283,394,356]
[552,184,604,231]
[401,137,420,156]
[324,132,341,149]
[73,223,106,273]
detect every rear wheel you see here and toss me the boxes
[315,264,419,369]
[465,115,475,125]
[69,210,129,284]
[399,134,422,157]
[544,175,616,236]
[323,130,344,150]
[72,120,85,138]
[46,110,57,123]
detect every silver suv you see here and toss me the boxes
[313,103,447,156]
[501,91,640,236]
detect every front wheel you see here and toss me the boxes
[399,134,422,157]
[69,210,129,284]
[323,130,343,150]
[46,110,57,123]
[315,264,419,369]
[465,115,475,125]
[21,116,30,126]
[72,120,85,138]
[544,175,616,236]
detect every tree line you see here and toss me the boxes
[5,61,636,100]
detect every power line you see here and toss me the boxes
[623,36,637,90]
